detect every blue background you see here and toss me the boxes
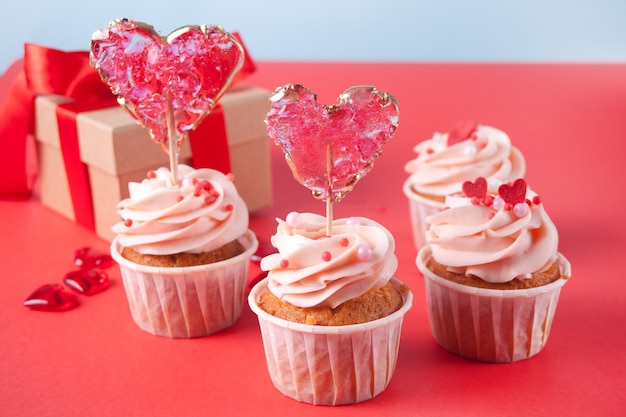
[1,0,625,72]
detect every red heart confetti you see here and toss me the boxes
[266,84,399,204]
[462,177,488,199]
[64,270,110,296]
[90,18,244,147]
[498,178,527,205]
[74,247,114,270]
[447,119,477,146]
[23,284,79,312]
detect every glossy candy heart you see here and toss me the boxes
[90,18,244,148]
[74,247,114,270]
[23,284,79,312]
[64,270,110,296]
[462,177,487,199]
[266,84,399,203]
[499,178,527,205]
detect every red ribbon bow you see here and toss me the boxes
[0,43,114,200]
[0,34,256,229]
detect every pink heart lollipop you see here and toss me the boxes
[266,84,399,204]
[90,18,244,150]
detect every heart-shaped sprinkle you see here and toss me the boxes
[64,270,110,296]
[498,178,527,206]
[447,119,477,146]
[23,284,79,312]
[90,18,244,147]
[462,177,487,200]
[266,84,399,203]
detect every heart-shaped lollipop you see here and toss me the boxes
[90,18,244,149]
[266,84,399,204]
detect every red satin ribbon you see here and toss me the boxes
[56,99,117,230]
[0,43,113,204]
[190,104,230,173]
[0,59,32,199]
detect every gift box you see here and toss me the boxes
[34,84,272,242]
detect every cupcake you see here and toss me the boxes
[110,165,258,338]
[403,120,525,249]
[248,212,412,405]
[248,83,411,405]
[416,177,571,362]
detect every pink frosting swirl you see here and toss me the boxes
[404,124,525,197]
[425,189,558,283]
[112,165,249,255]
[260,213,398,309]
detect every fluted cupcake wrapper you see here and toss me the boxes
[111,230,258,338]
[402,179,445,250]
[417,246,571,363]
[248,278,413,406]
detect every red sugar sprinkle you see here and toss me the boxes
[147,170,156,179]
[176,196,184,202]
[488,211,496,219]
[280,259,289,268]
[225,204,234,211]
[484,195,494,206]
[426,148,434,154]
[124,219,133,227]
[471,196,480,205]
[193,189,202,197]
[533,195,541,205]
[478,141,487,150]
[322,251,332,262]
[504,202,513,211]
[339,237,349,247]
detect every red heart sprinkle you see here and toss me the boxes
[64,270,110,296]
[23,284,79,312]
[266,84,399,203]
[462,177,488,199]
[447,119,477,146]
[498,178,527,205]
[90,18,244,145]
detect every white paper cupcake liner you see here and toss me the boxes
[248,278,413,406]
[111,230,258,338]
[402,179,445,250]
[417,246,571,362]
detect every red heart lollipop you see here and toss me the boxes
[90,18,244,148]
[266,84,399,204]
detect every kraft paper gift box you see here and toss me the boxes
[34,85,272,242]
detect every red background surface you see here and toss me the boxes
[1,62,625,416]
